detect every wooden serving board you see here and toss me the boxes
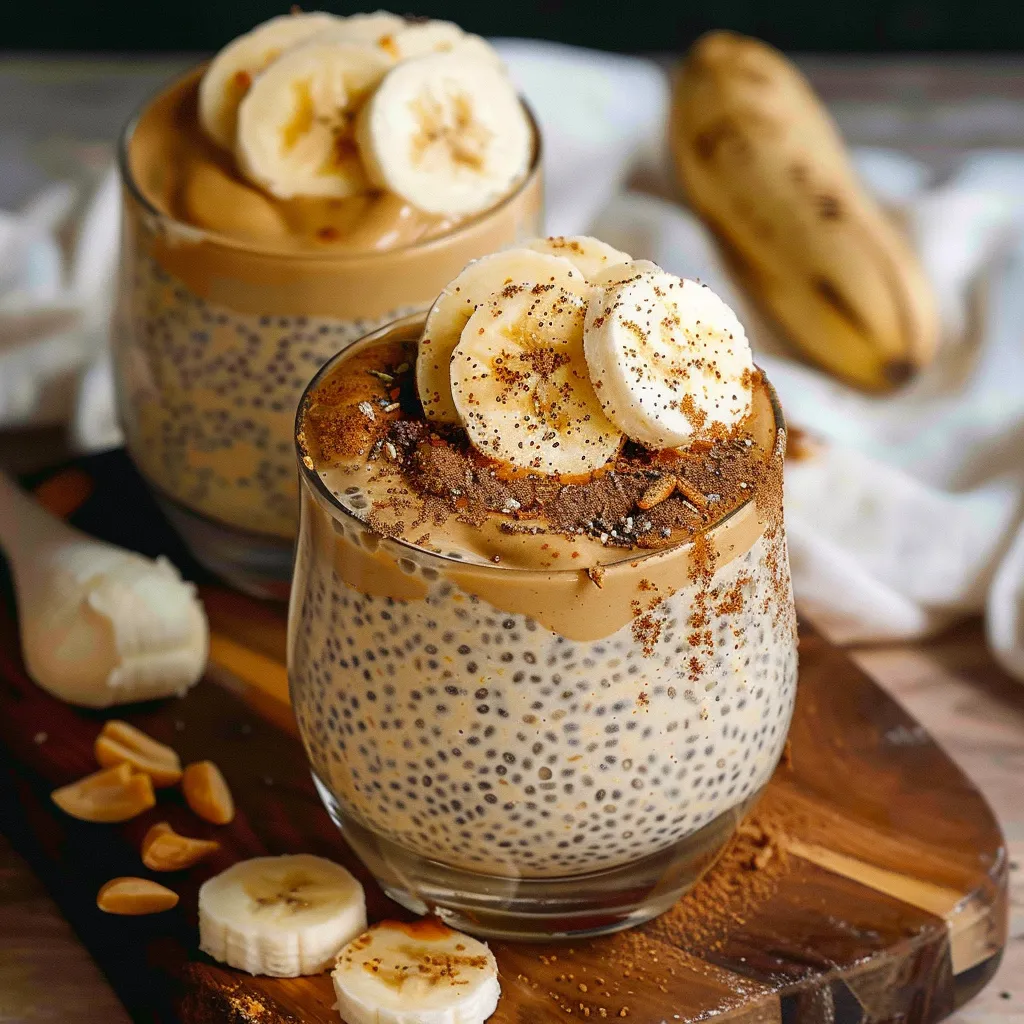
[0,452,1009,1024]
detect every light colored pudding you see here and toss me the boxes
[113,13,542,560]
[290,240,797,885]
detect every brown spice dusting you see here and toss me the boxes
[300,339,777,554]
[643,808,792,953]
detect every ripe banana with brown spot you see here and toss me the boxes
[670,31,938,392]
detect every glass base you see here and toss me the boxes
[152,492,294,601]
[313,773,761,941]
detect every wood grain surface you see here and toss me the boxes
[0,455,1013,1024]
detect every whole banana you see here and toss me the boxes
[670,31,938,392]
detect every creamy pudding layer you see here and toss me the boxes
[291,492,794,877]
[290,317,796,877]
[117,65,540,539]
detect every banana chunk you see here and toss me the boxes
[198,11,341,150]
[450,260,622,475]
[332,919,500,1024]
[235,42,393,200]
[357,52,532,217]
[198,854,366,977]
[525,235,633,282]
[583,264,754,448]
[418,248,584,423]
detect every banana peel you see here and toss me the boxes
[669,31,939,392]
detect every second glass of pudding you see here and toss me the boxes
[290,280,797,937]
[113,17,542,598]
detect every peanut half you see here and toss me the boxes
[97,877,179,915]
[95,720,182,788]
[52,764,156,823]
[141,822,220,871]
[182,761,235,825]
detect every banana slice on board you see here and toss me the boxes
[236,42,393,200]
[450,259,622,475]
[198,12,341,150]
[357,52,532,216]
[526,235,633,282]
[583,266,754,448]
[198,854,366,977]
[332,919,500,1024]
[418,249,585,424]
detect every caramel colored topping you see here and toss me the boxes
[385,917,457,940]
[94,720,182,788]
[97,877,180,915]
[182,761,235,825]
[141,822,220,871]
[51,764,156,823]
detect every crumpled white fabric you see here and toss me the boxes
[4,43,1024,678]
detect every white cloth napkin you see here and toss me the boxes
[4,43,1024,679]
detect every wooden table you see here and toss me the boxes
[1,618,1020,1023]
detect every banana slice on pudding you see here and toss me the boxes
[198,854,366,977]
[356,52,532,216]
[235,42,393,200]
[525,235,633,282]
[332,919,500,1024]
[312,10,405,47]
[198,11,341,150]
[418,248,585,423]
[450,258,622,475]
[583,264,754,448]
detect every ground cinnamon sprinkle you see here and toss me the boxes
[300,342,776,555]
[643,808,793,953]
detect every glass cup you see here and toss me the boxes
[112,72,543,599]
[287,315,799,940]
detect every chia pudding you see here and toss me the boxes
[288,246,797,933]
[112,14,542,593]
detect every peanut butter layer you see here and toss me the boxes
[128,69,457,252]
[298,330,783,573]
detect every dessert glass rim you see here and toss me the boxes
[295,312,787,577]
[116,66,544,263]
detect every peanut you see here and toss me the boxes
[141,822,220,871]
[638,475,676,510]
[674,477,710,513]
[182,761,235,825]
[97,877,179,915]
[52,764,155,823]
[95,720,182,788]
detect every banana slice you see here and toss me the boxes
[583,267,754,448]
[198,12,341,150]
[357,52,532,216]
[332,919,500,1024]
[448,35,504,68]
[450,262,622,475]
[418,248,585,423]
[589,259,662,286]
[235,42,393,200]
[526,235,633,282]
[314,10,405,46]
[386,20,465,60]
[198,854,366,977]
